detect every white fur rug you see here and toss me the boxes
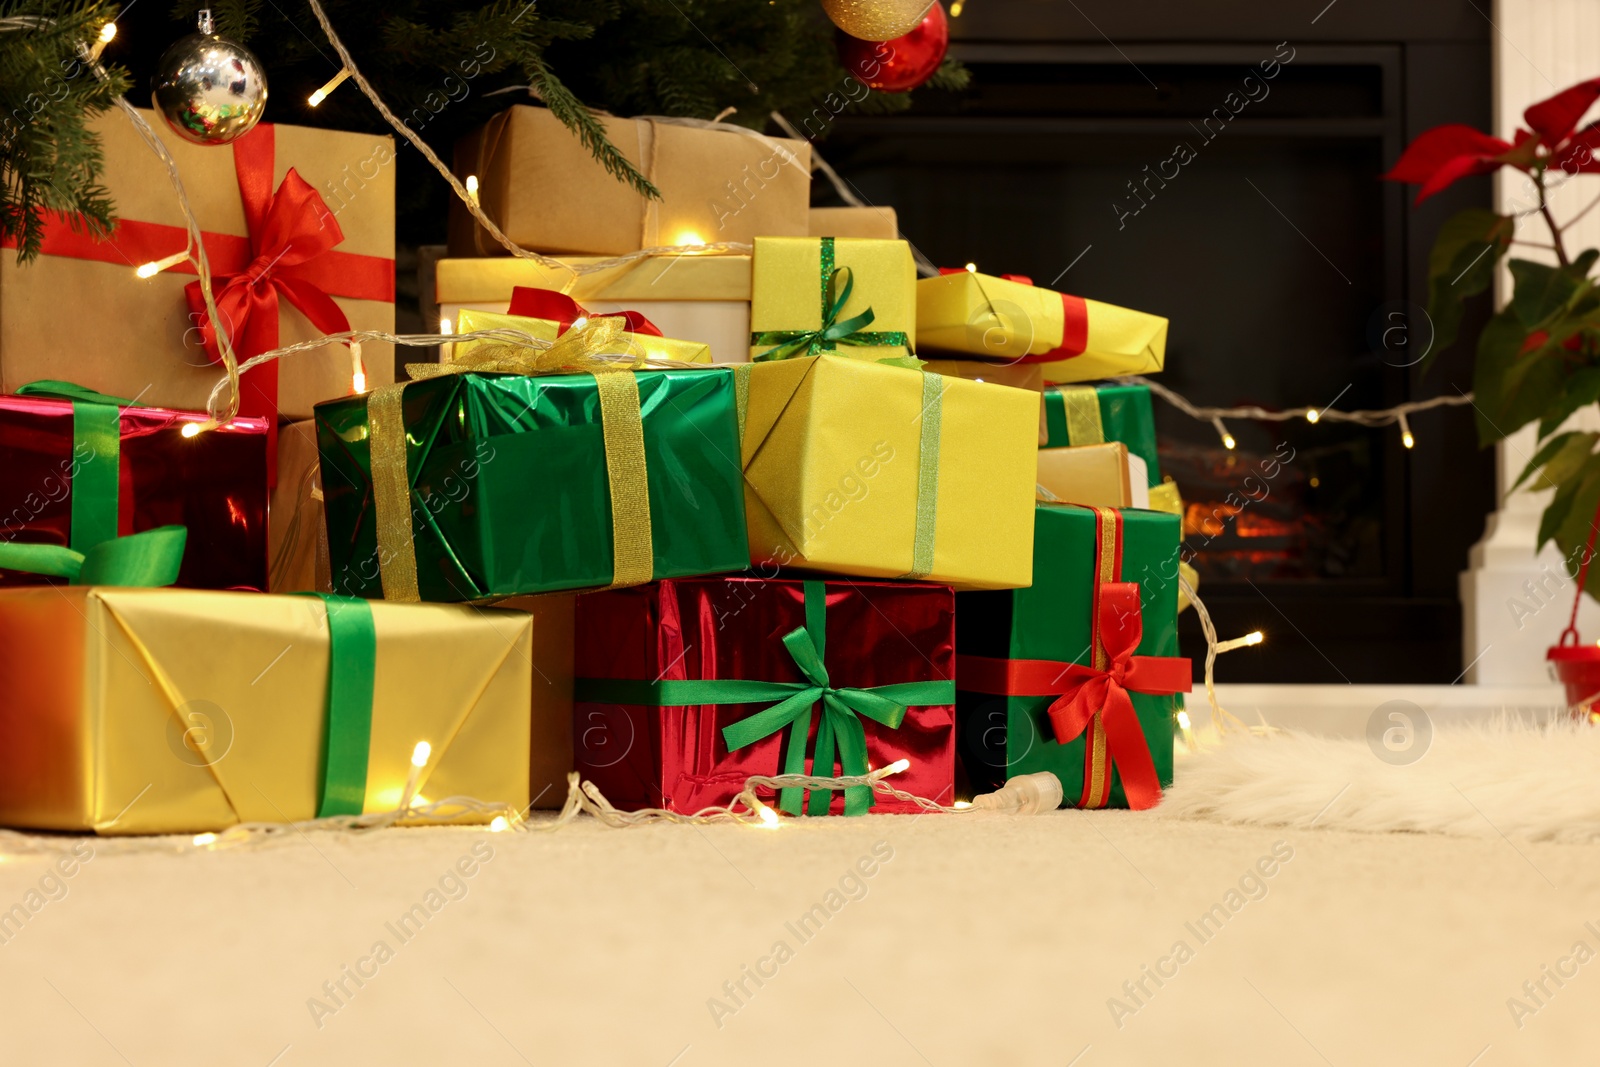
[1159,718,1600,843]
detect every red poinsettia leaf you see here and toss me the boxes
[1383,124,1512,185]
[1413,152,1504,204]
[1524,78,1600,144]
[1553,124,1600,173]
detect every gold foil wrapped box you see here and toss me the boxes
[0,588,555,834]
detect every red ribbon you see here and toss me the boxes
[937,268,1088,363]
[956,583,1190,810]
[508,286,664,337]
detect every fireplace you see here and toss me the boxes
[819,3,1495,682]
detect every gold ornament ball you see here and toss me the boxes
[822,0,939,42]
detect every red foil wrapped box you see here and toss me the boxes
[0,393,269,591]
[574,577,956,815]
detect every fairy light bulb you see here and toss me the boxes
[674,230,706,247]
[1400,412,1415,449]
[570,316,589,330]
[349,341,366,394]
[411,741,431,768]
[1215,630,1265,654]
[972,772,1063,814]
[309,67,351,107]
[464,174,479,206]
[135,250,188,279]
[1211,416,1235,450]
[1305,408,1320,424]
[88,21,116,62]
[192,832,217,847]
[488,816,509,833]
[1176,709,1193,730]
[756,803,780,829]
[180,423,201,439]
[964,262,977,272]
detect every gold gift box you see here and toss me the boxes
[809,206,900,239]
[450,106,811,257]
[437,255,749,364]
[0,588,550,834]
[0,109,395,419]
[925,357,1046,444]
[452,308,712,365]
[742,356,1037,590]
[915,271,1167,383]
[1037,443,1136,508]
[750,237,917,363]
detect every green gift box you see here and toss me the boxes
[315,368,749,601]
[1042,383,1161,487]
[955,503,1188,809]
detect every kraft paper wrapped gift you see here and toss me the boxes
[268,419,330,594]
[925,357,1046,444]
[916,270,1166,383]
[749,236,917,363]
[740,355,1037,590]
[437,253,752,364]
[0,109,396,423]
[809,206,900,239]
[0,588,545,834]
[450,105,811,257]
[1043,383,1162,485]
[1036,442,1149,509]
[317,355,749,602]
[451,303,711,367]
[956,504,1189,808]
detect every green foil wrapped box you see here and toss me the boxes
[956,503,1186,808]
[1043,383,1162,487]
[315,369,749,601]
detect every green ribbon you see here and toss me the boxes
[574,581,954,816]
[16,380,144,553]
[751,238,910,361]
[307,594,377,818]
[0,525,186,586]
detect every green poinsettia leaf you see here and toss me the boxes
[1422,209,1512,374]
[1549,454,1600,563]
[1473,306,1570,444]
[1510,430,1596,495]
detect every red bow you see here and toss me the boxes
[937,267,1088,363]
[183,125,353,470]
[508,286,664,337]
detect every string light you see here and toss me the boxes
[950,0,965,14]
[135,250,188,279]
[464,174,479,206]
[192,832,217,847]
[488,816,509,832]
[349,340,366,394]
[673,230,706,247]
[180,423,201,439]
[87,20,115,62]
[1215,630,1265,654]
[964,262,977,272]
[1126,375,1472,455]
[308,67,351,107]
[570,316,589,330]
[397,740,431,812]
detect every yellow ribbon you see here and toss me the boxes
[1059,385,1105,445]
[370,317,669,600]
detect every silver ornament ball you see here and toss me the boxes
[151,9,268,146]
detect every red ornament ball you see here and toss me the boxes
[836,1,949,93]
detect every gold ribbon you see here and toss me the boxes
[1059,385,1105,445]
[905,371,945,580]
[370,317,668,599]
[1083,504,1121,809]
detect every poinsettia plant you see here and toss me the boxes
[1387,77,1600,582]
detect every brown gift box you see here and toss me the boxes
[1037,442,1136,508]
[809,205,899,239]
[268,420,330,594]
[0,108,396,420]
[450,106,811,257]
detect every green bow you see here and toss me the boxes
[15,380,147,553]
[751,236,913,362]
[0,525,187,586]
[575,581,954,816]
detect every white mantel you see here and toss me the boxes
[1460,0,1600,684]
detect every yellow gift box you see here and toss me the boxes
[1037,442,1135,509]
[453,307,712,365]
[925,357,1046,444]
[749,237,917,363]
[0,588,549,834]
[916,271,1168,383]
[740,356,1037,589]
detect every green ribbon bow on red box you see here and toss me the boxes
[575,580,954,815]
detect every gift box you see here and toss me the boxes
[916,270,1167,383]
[809,206,899,239]
[450,106,811,257]
[0,109,395,425]
[0,588,547,833]
[1043,383,1162,485]
[317,357,748,602]
[749,237,917,363]
[925,357,1046,444]
[574,577,955,815]
[0,385,268,592]
[437,253,752,364]
[1037,442,1149,509]
[452,291,712,366]
[268,419,330,594]
[956,504,1190,808]
[741,355,1037,590]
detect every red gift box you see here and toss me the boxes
[574,577,956,815]
[0,391,269,591]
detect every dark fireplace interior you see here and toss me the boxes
[820,3,1496,683]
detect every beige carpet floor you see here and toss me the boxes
[0,806,1596,1067]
